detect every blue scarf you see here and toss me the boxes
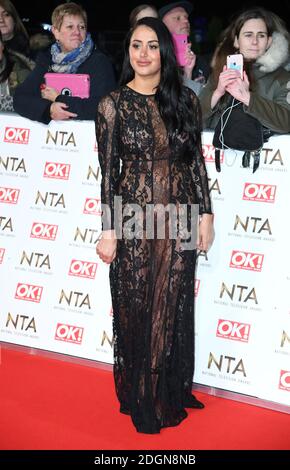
[51,33,94,73]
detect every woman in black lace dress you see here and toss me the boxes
[96,17,213,434]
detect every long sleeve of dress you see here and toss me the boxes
[189,92,212,214]
[95,94,120,231]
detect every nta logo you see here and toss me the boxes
[234,215,272,235]
[0,156,26,173]
[59,290,91,309]
[208,352,246,376]
[220,282,258,304]
[6,313,36,332]
[46,130,76,146]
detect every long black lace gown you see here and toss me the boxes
[96,86,212,434]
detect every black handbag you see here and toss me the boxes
[212,99,264,173]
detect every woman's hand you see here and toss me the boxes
[40,85,59,102]
[96,230,117,264]
[225,70,250,106]
[50,102,78,120]
[217,65,241,95]
[197,214,214,252]
[211,65,240,108]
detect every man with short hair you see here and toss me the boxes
[159,1,209,94]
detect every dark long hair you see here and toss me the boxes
[0,31,13,83]
[120,17,200,161]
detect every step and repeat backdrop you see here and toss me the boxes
[0,113,289,409]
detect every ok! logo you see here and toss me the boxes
[68,259,97,279]
[55,323,84,344]
[4,127,30,144]
[0,187,20,204]
[230,250,264,272]
[243,183,276,203]
[279,370,290,392]
[43,162,71,180]
[30,222,58,241]
[0,248,5,264]
[202,144,224,163]
[216,319,251,343]
[83,198,102,215]
[194,279,200,297]
[15,283,43,303]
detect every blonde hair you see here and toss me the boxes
[51,2,87,30]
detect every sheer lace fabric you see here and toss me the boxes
[96,86,212,433]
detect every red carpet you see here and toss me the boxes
[0,346,289,450]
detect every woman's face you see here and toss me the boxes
[234,18,272,60]
[52,14,86,53]
[0,6,15,41]
[129,25,161,79]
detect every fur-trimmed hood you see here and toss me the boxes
[256,32,289,73]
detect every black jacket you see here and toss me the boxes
[13,47,116,124]
[5,32,30,57]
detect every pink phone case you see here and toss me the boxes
[172,33,188,67]
[227,54,243,78]
[44,73,90,98]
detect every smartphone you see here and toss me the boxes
[172,33,188,67]
[227,54,243,78]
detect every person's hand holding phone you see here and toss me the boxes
[227,54,244,78]
[225,70,250,105]
[210,65,241,109]
[216,65,240,95]
[172,33,197,80]
[172,33,188,67]
[183,42,196,78]
[224,52,250,104]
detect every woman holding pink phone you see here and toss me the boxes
[13,2,116,123]
[199,7,290,140]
